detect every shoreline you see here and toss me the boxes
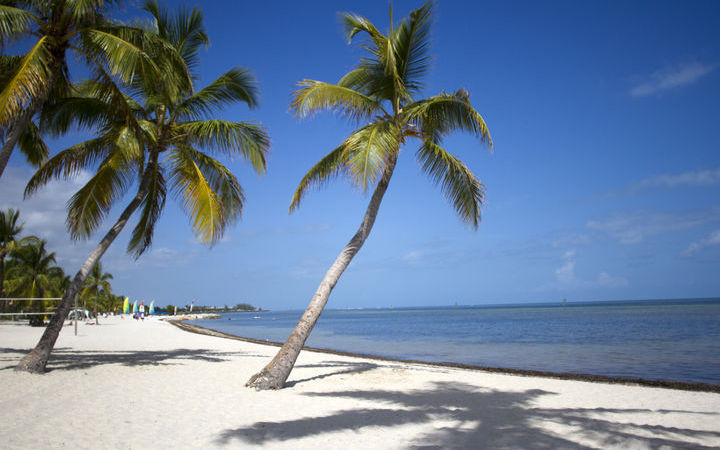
[170,319,720,393]
[2,315,719,448]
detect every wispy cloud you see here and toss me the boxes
[537,248,628,291]
[587,209,719,244]
[638,168,720,188]
[595,167,720,199]
[630,62,714,97]
[684,229,720,256]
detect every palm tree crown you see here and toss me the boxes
[0,0,179,178]
[25,0,270,256]
[289,1,491,225]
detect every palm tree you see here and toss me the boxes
[5,238,64,315]
[0,0,181,179]
[15,1,270,373]
[247,1,492,390]
[81,261,112,324]
[0,208,24,307]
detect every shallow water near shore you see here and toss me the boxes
[193,298,720,384]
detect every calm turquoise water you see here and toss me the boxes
[193,299,720,384]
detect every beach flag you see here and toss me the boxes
[132,300,138,313]
[123,297,129,314]
[149,301,154,314]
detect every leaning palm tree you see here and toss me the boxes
[15,1,269,373]
[0,0,182,179]
[81,261,112,324]
[247,1,492,390]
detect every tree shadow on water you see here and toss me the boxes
[217,381,720,449]
[0,347,264,371]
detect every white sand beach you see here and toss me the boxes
[1,316,719,449]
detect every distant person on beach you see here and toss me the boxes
[139,302,145,321]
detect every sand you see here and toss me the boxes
[1,316,719,449]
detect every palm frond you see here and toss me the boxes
[24,137,111,196]
[65,149,137,239]
[416,140,485,227]
[291,80,382,121]
[81,28,158,84]
[0,36,51,125]
[175,119,269,174]
[404,89,492,147]
[178,146,244,222]
[289,144,348,213]
[174,67,259,120]
[40,95,112,137]
[17,120,48,167]
[127,160,166,258]
[0,4,36,45]
[344,120,400,190]
[340,11,385,48]
[392,0,433,95]
[166,147,234,245]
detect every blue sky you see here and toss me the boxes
[1,0,719,309]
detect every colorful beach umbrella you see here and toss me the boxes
[149,301,154,314]
[123,297,129,314]
[132,300,138,313]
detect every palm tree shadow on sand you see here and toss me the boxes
[0,347,264,372]
[217,381,720,448]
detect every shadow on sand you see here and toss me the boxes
[0,347,264,372]
[218,379,720,449]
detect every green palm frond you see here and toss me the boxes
[289,144,348,213]
[392,0,433,95]
[81,28,158,84]
[0,36,51,125]
[167,147,229,244]
[17,120,48,167]
[344,120,400,190]
[174,67,259,120]
[404,88,492,146]
[0,55,24,86]
[291,80,383,121]
[178,146,244,221]
[340,11,386,48]
[175,119,269,174]
[0,4,36,44]
[127,160,166,257]
[66,150,137,239]
[24,137,111,196]
[40,95,112,136]
[142,0,208,77]
[416,140,485,227]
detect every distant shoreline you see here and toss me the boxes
[169,319,720,394]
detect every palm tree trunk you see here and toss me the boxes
[0,107,36,179]
[246,152,399,390]
[0,55,59,180]
[14,167,154,373]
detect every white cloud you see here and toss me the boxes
[631,62,714,97]
[537,248,628,292]
[684,229,720,256]
[555,249,576,283]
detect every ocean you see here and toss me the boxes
[192,298,720,384]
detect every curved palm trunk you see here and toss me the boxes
[15,168,153,373]
[246,152,399,390]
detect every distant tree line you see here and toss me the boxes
[1,209,125,320]
[163,302,261,315]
